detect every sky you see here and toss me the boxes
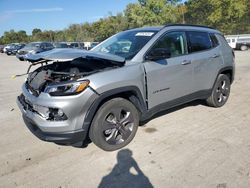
[0,0,138,36]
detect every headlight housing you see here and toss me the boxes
[45,80,90,96]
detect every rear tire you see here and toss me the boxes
[89,98,139,151]
[240,45,248,51]
[206,74,231,107]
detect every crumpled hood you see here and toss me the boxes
[25,48,125,65]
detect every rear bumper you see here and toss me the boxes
[22,114,87,144]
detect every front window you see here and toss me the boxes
[150,31,188,58]
[92,30,157,60]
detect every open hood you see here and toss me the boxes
[25,48,125,65]
[23,48,126,96]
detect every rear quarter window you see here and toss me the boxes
[187,31,212,53]
[209,33,219,47]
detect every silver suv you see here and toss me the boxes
[17,24,235,151]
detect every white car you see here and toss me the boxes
[3,43,19,53]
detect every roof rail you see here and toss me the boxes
[164,24,215,30]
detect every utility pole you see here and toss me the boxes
[181,3,186,24]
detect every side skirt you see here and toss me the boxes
[140,90,211,121]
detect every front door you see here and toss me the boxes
[143,31,193,109]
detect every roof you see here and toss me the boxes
[126,24,218,33]
[165,24,215,30]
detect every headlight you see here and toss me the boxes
[44,80,90,96]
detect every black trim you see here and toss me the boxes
[165,24,215,30]
[23,115,87,144]
[82,86,147,130]
[83,86,212,127]
[140,90,211,121]
[217,66,234,84]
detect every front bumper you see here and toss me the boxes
[22,114,86,144]
[17,83,98,144]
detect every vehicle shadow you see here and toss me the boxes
[98,149,153,188]
[140,99,205,126]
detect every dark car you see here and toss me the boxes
[0,45,5,53]
[5,44,25,55]
[53,42,69,48]
[67,42,85,49]
[236,38,250,51]
[16,42,54,61]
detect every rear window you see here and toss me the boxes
[46,43,53,48]
[187,31,212,53]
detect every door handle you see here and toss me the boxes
[210,54,220,58]
[181,60,191,65]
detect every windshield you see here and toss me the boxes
[92,30,157,60]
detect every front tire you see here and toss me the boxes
[89,98,139,151]
[206,74,231,107]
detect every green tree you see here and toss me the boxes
[125,0,181,28]
[91,13,128,41]
[0,30,29,44]
[2,0,249,44]
[185,0,250,34]
[32,28,42,36]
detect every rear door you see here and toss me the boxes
[143,31,193,109]
[186,31,222,92]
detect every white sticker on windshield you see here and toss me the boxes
[135,32,154,37]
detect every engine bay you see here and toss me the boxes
[26,57,123,95]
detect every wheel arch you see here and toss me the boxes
[210,66,234,95]
[82,86,147,134]
[219,66,234,84]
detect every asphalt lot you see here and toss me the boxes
[0,51,250,188]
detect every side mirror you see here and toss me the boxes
[145,48,171,61]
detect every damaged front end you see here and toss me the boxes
[16,49,125,144]
[23,49,125,97]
